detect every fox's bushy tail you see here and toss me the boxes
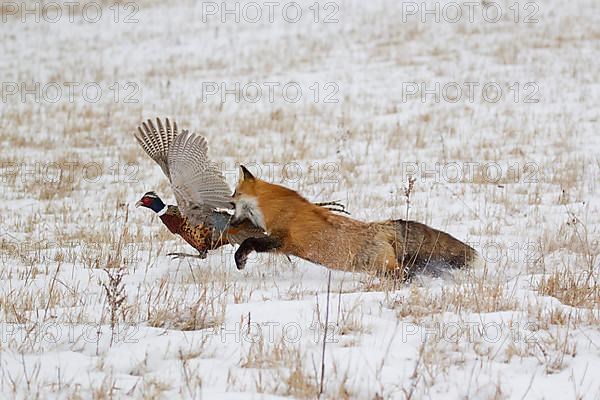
[392,219,482,277]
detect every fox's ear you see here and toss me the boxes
[240,165,255,181]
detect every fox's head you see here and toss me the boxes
[231,165,267,231]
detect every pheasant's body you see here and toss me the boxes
[159,205,262,255]
[159,206,216,254]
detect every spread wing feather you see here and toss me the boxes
[134,118,178,179]
[134,117,233,225]
[168,129,233,226]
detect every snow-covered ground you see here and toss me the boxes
[1,0,599,398]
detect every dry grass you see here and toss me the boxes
[537,269,599,308]
[1,0,599,398]
[237,339,319,399]
[390,273,518,324]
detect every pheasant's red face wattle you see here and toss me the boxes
[142,197,153,207]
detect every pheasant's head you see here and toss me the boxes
[135,191,167,214]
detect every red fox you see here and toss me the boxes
[231,166,482,278]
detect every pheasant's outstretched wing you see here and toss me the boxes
[134,118,178,179]
[168,129,233,226]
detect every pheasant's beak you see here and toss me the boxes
[135,200,143,208]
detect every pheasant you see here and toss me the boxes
[134,118,347,260]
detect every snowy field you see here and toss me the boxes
[1,0,599,398]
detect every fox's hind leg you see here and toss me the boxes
[235,236,282,270]
[357,240,398,273]
[376,243,399,273]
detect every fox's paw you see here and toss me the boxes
[235,250,248,270]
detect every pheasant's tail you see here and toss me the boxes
[315,200,350,215]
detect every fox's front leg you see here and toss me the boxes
[235,236,282,270]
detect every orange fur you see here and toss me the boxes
[233,167,480,276]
